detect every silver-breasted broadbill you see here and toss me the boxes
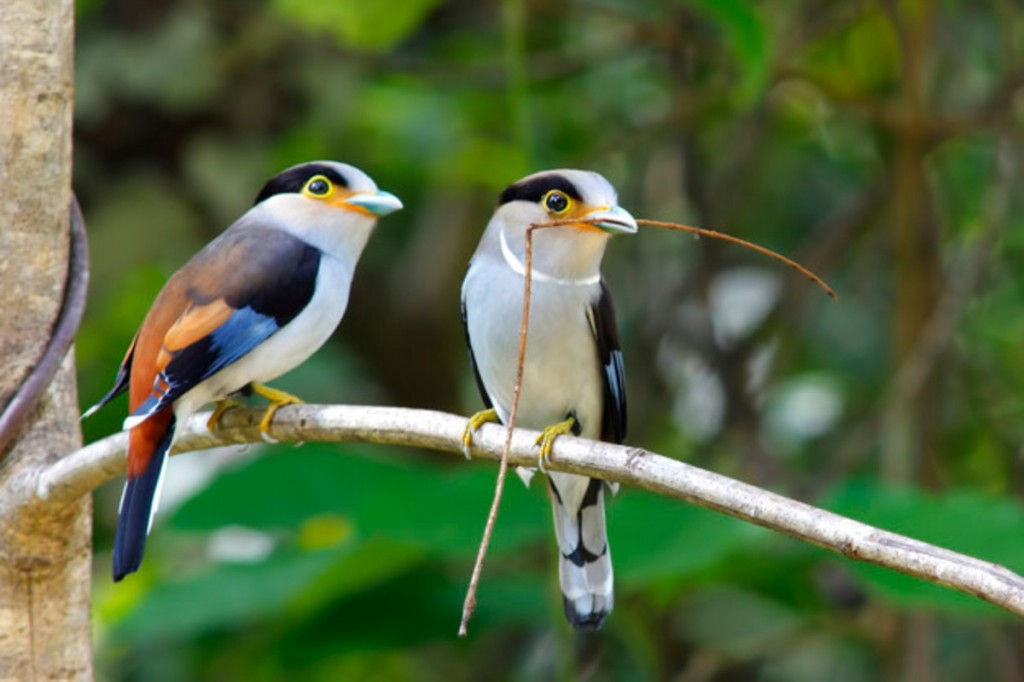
[85,161,402,581]
[461,169,636,628]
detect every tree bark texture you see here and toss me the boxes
[0,1,92,680]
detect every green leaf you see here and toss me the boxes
[798,7,901,96]
[111,539,424,641]
[269,0,443,51]
[611,488,766,587]
[823,481,1024,615]
[279,569,550,656]
[175,447,767,590]
[930,136,1000,238]
[170,445,549,557]
[680,0,771,104]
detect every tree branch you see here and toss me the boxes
[34,404,1024,618]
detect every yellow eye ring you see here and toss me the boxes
[543,190,571,215]
[305,175,331,196]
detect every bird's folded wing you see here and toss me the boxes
[129,226,321,423]
[588,281,626,444]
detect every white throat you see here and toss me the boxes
[499,228,600,287]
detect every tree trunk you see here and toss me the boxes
[0,0,92,680]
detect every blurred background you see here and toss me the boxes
[74,0,1024,679]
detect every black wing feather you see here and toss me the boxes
[84,333,138,416]
[589,281,626,444]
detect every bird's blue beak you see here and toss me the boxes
[585,205,638,235]
[345,190,404,217]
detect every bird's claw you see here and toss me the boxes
[206,398,245,433]
[250,383,303,444]
[461,408,499,459]
[534,416,577,473]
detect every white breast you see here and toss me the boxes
[173,254,352,418]
[463,255,604,439]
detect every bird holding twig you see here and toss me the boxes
[461,169,636,629]
[84,161,402,581]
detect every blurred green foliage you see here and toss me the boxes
[75,0,1024,679]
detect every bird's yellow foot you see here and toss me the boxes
[206,398,245,432]
[250,383,304,442]
[535,416,577,472]
[462,407,499,459]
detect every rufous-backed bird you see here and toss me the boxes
[84,161,402,581]
[460,169,636,628]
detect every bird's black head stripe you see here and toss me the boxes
[499,174,584,206]
[254,164,350,204]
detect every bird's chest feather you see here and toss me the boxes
[464,263,603,436]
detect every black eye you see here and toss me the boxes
[306,177,330,196]
[544,190,570,214]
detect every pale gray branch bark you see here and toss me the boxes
[32,404,1024,618]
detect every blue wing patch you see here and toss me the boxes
[207,306,280,370]
[129,307,279,421]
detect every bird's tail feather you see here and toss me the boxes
[548,472,613,629]
[113,414,175,581]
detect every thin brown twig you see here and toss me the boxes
[458,222,555,636]
[636,218,838,300]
